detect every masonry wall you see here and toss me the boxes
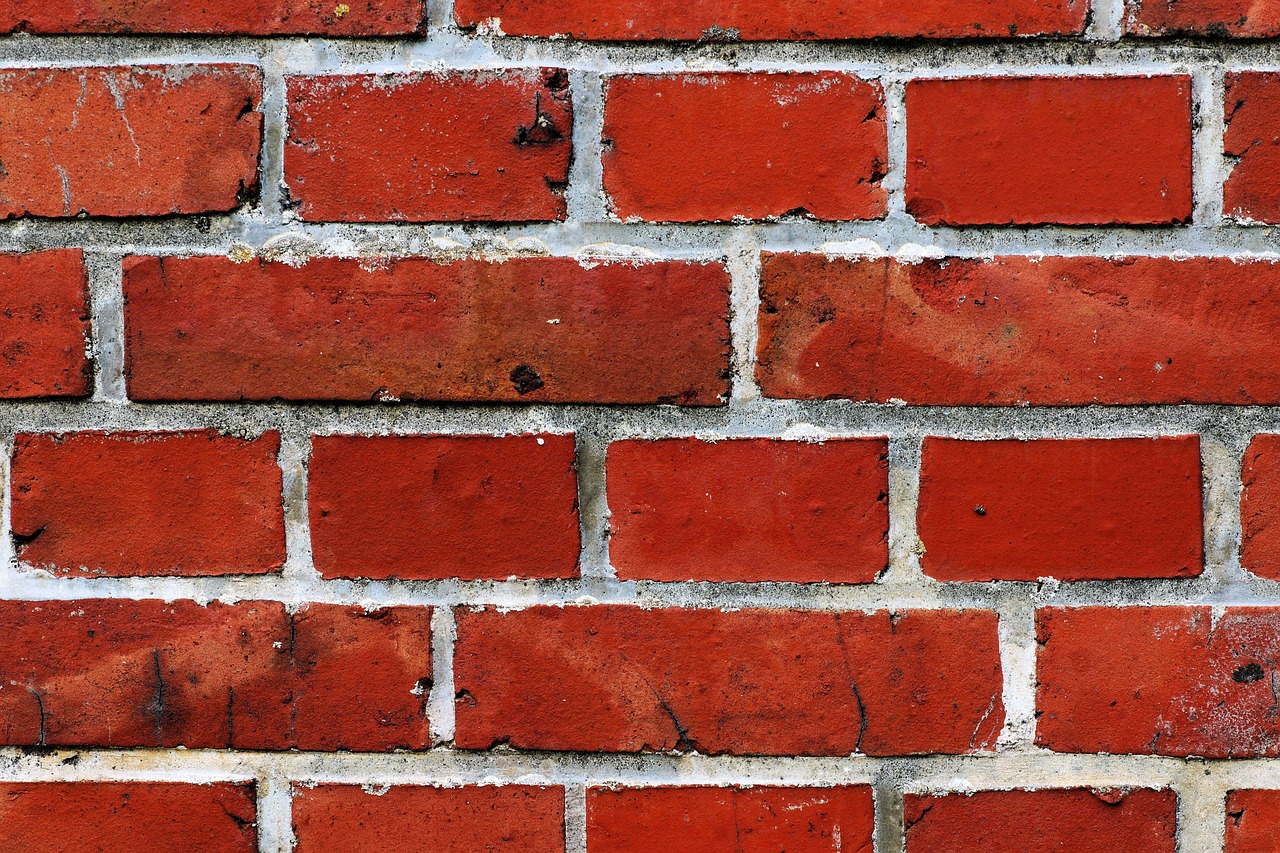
[4,1,1280,851]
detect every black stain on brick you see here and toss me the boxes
[1234,662,1266,683]
[510,364,545,394]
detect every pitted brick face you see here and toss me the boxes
[122,255,731,404]
[10,430,287,577]
[284,70,572,223]
[0,251,90,399]
[1127,0,1280,35]
[0,65,262,219]
[0,600,432,751]
[602,73,887,222]
[453,605,1004,756]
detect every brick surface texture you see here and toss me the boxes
[0,1,1277,851]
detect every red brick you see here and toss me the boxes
[0,600,431,750]
[0,1,424,34]
[607,438,887,583]
[310,434,579,580]
[587,786,874,853]
[1226,790,1280,852]
[123,255,729,405]
[756,253,1280,406]
[0,250,90,399]
[0,782,256,853]
[918,437,1203,582]
[1243,435,1280,579]
[285,70,570,222]
[903,788,1177,852]
[0,65,261,219]
[1037,607,1280,757]
[602,73,886,222]
[1127,0,1280,36]
[905,76,1192,225]
[11,431,286,578]
[292,785,564,853]
[455,0,1086,39]
[453,605,1003,756]
[1225,73,1280,223]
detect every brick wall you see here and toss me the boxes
[3,0,1280,850]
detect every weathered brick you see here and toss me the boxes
[1225,72,1280,223]
[0,782,257,852]
[0,600,431,750]
[918,437,1203,581]
[756,254,1280,405]
[587,785,875,853]
[1037,607,1280,757]
[903,789,1177,852]
[602,73,886,222]
[0,65,261,219]
[123,255,730,405]
[309,434,580,580]
[11,431,286,577]
[285,70,571,222]
[1226,790,1280,852]
[607,437,888,583]
[292,785,564,852]
[455,0,1087,39]
[1127,0,1280,36]
[0,250,90,399]
[1243,435,1280,579]
[453,605,1004,756]
[905,76,1192,225]
[0,1,426,34]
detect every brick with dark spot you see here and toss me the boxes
[0,65,262,219]
[292,785,565,852]
[1225,72,1280,224]
[453,605,1004,756]
[917,437,1203,581]
[1127,0,1280,36]
[0,782,257,852]
[0,599,431,751]
[123,255,730,405]
[587,785,874,852]
[285,70,571,222]
[0,250,90,399]
[1037,607,1280,757]
[1226,790,1280,851]
[903,788,1177,852]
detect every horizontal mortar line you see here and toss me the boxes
[16,219,1280,256]
[0,574,1275,609]
[0,745,1245,787]
[0,33,1278,72]
[0,401,1276,437]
